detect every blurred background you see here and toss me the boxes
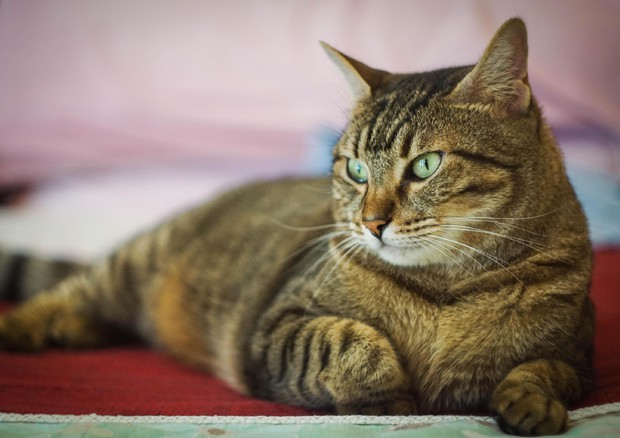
[0,0,619,259]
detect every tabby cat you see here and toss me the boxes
[0,18,593,436]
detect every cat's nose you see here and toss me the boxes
[362,219,388,239]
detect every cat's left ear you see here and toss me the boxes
[449,18,531,117]
[321,42,389,102]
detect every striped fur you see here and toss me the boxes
[0,19,592,435]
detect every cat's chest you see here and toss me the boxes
[335,265,443,363]
[335,264,511,386]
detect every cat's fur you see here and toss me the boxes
[0,19,593,436]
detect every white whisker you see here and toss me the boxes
[266,217,350,232]
[440,224,571,265]
[305,236,361,312]
[431,235,524,286]
[444,207,564,222]
[283,230,349,262]
[440,224,548,248]
[443,216,546,237]
[419,239,477,280]
[424,237,504,287]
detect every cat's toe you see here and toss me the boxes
[319,321,410,406]
[490,386,568,436]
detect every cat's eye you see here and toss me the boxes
[412,152,442,179]
[346,158,369,184]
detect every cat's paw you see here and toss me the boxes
[48,313,111,348]
[490,384,568,436]
[319,321,413,412]
[0,313,46,351]
[0,298,109,351]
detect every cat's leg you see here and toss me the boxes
[0,275,115,351]
[252,314,415,414]
[490,359,584,436]
[0,247,148,351]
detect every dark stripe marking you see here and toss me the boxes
[338,321,356,357]
[295,327,315,397]
[319,335,331,372]
[278,322,304,382]
[262,309,306,338]
[451,181,505,198]
[533,259,570,269]
[2,254,27,301]
[451,150,517,171]
[400,129,414,158]
[146,236,159,271]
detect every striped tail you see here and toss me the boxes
[0,249,86,302]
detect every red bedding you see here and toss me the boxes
[1,249,618,416]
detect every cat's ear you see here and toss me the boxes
[320,42,389,101]
[450,18,531,117]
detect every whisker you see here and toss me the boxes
[443,216,546,237]
[305,237,361,312]
[320,239,360,284]
[419,239,477,280]
[440,224,571,265]
[477,207,565,221]
[283,230,349,262]
[444,206,565,222]
[432,235,524,286]
[266,217,350,232]
[305,235,357,286]
[423,237,504,287]
[440,224,549,249]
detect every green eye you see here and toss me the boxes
[412,152,442,179]
[346,158,368,184]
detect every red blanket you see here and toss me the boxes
[1,249,619,416]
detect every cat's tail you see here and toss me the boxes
[0,249,86,302]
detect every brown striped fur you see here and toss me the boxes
[0,19,593,435]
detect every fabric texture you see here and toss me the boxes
[0,249,618,416]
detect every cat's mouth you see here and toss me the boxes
[359,227,441,267]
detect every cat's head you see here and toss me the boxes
[324,18,572,268]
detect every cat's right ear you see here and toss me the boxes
[448,18,531,117]
[320,42,389,101]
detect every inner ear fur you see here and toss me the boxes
[320,41,390,102]
[449,18,532,117]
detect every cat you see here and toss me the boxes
[0,18,593,436]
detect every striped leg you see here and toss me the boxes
[0,242,151,351]
[254,314,415,414]
[0,274,114,351]
[490,360,584,436]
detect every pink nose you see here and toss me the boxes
[362,219,388,239]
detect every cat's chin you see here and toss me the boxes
[357,228,442,267]
[373,244,440,268]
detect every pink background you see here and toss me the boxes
[1,0,619,184]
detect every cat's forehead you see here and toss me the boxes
[343,66,473,158]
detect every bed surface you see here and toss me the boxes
[0,247,618,417]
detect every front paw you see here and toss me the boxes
[490,384,568,436]
[319,321,414,414]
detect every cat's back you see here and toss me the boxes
[189,176,333,250]
[142,176,335,388]
[158,176,337,307]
